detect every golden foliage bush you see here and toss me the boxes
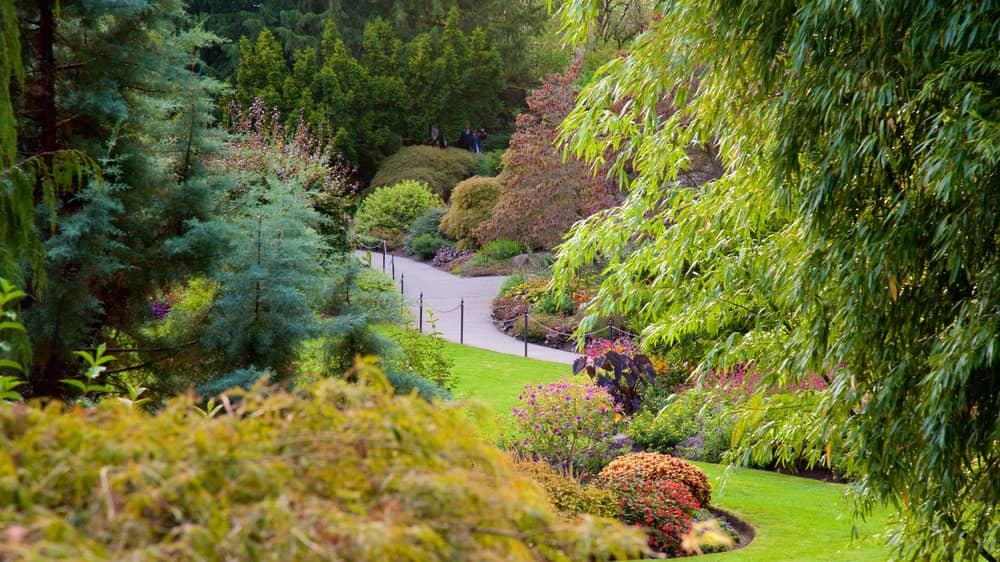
[439,176,503,249]
[511,459,618,518]
[0,373,648,561]
[598,452,712,508]
[370,146,478,201]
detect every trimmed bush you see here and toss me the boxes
[439,176,503,249]
[0,377,648,560]
[506,381,629,478]
[409,233,450,259]
[597,473,701,557]
[355,180,442,248]
[512,459,618,518]
[370,146,478,201]
[598,452,712,508]
[477,239,527,261]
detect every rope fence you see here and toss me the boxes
[353,236,641,358]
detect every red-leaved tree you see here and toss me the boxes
[476,63,618,250]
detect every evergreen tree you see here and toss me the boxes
[235,28,289,111]
[11,0,225,396]
[205,178,327,373]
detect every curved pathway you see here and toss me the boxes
[355,250,578,364]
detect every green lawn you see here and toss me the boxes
[444,341,571,418]
[444,341,894,561]
[694,463,891,561]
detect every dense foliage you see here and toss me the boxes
[555,1,1000,557]
[354,180,443,248]
[0,375,648,560]
[232,11,504,175]
[511,459,618,518]
[478,63,618,250]
[438,176,503,249]
[598,453,711,509]
[506,381,628,479]
[370,146,478,201]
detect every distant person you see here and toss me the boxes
[459,125,477,152]
[430,124,447,148]
[474,128,487,153]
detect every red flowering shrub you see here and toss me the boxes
[599,452,711,508]
[598,474,701,556]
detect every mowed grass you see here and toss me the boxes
[443,340,570,418]
[444,342,894,561]
[693,463,893,561]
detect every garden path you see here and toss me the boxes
[355,250,578,364]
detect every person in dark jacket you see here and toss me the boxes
[459,125,477,152]
[430,124,447,148]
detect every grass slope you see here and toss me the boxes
[444,342,893,561]
[444,340,570,417]
[694,463,891,561]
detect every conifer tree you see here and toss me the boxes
[10,0,226,396]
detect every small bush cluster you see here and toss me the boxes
[477,239,527,261]
[439,176,503,249]
[506,381,629,479]
[431,246,473,267]
[370,146,478,201]
[598,474,702,557]
[511,459,618,518]
[404,207,451,259]
[0,377,649,560]
[599,452,712,508]
[355,180,443,248]
[383,325,455,391]
[628,389,734,463]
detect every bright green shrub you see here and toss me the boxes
[404,207,449,253]
[0,377,648,560]
[628,390,734,463]
[355,180,442,248]
[383,325,455,391]
[439,176,503,249]
[598,452,712,508]
[477,239,527,261]
[370,146,478,201]
[409,233,450,259]
[511,459,618,518]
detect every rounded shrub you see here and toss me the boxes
[598,452,712,508]
[0,377,649,560]
[370,146,478,201]
[409,233,450,259]
[354,180,442,248]
[511,459,618,518]
[597,473,701,557]
[477,238,527,261]
[439,176,503,249]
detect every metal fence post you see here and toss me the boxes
[400,273,404,295]
[391,254,396,280]
[523,310,528,357]
[419,293,424,333]
[459,298,464,344]
[382,240,386,272]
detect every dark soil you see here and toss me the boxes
[707,506,756,552]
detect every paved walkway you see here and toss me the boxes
[355,250,578,364]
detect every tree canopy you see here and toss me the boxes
[552,1,1000,559]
